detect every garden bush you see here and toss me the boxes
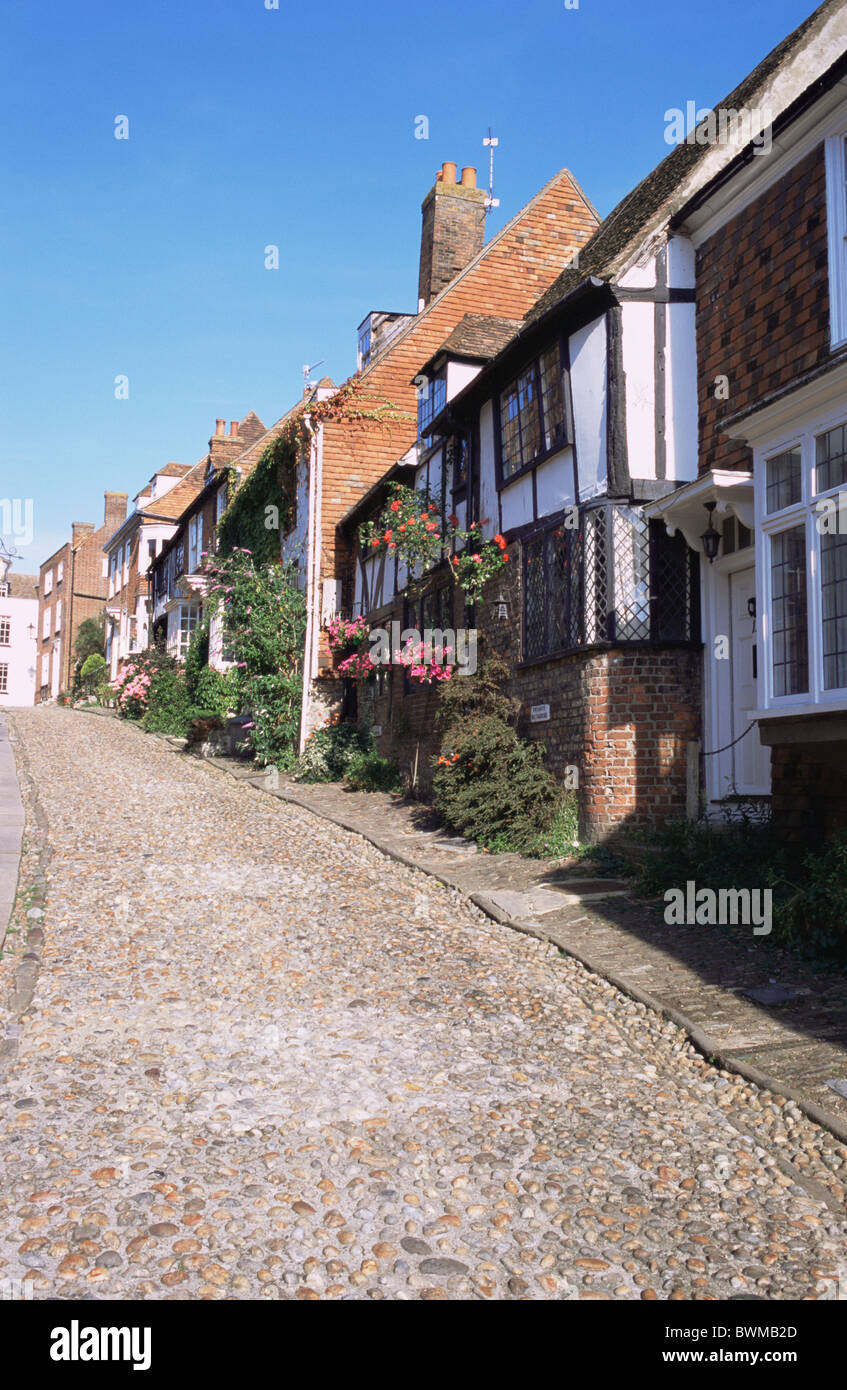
[141,664,193,735]
[634,817,847,963]
[294,721,371,783]
[431,655,565,855]
[345,750,404,793]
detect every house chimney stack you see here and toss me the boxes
[215,419,225,437]
[418,159,488,310]
[229,421,238,437]
[103,491,128,536]
[72,521,95,547]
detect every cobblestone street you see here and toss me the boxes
[1,707,847,1302]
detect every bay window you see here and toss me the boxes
[757,413,847,709]
[522,504,697,663]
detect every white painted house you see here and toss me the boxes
[0,571,38,706]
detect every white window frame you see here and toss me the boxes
[825,131,847,350]
[42,607,51,640]
[57,561,64,583]
[0,663,7,694]
[755,400,847,715]
[188,515,200,573]
[55,598,62,632]
[216,485,227,522]
[0,616,9,646]
[43,569,53,596]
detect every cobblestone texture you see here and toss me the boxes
[1,707,846,1301]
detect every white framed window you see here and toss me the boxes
[756,406,847,713]
[188,515,200,572]
[0,583,8,598]
[55,599,62,632]
[0,663,7,694]
[43,569,53,596]
[216,485,227,522]
[124,540,131,580]
[42,607,51,640]
[176,603,199,658]
[109,551,118,595]
[57,561,64,583]
[825,132,847,349]
[0,616,9,645]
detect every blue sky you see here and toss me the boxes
[0,0,817,569]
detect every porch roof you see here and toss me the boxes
[644,470,754,552]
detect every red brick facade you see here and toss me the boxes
[696,144,830,478]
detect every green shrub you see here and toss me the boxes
[242,670,302,769]
[430,655,565,856]
[432,711,559,854]
[193,666,234,719]
[141,665,193,735]
[633,818,847,963]
[294,722,370,783]
[346,750,404,793]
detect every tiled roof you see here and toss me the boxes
[434,314,524,362]
[4,573,38,600]
[526,0,845,325]
[156,462,192,479]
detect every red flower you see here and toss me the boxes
[390,500,401,512]
[448,513,459,526]
[502,552,510,562]
[370,538,380,548]
[383,529,392,542]
[494,534,506,548]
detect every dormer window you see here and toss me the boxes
[417,374,447,455]
[499,341,568,482]
[358,322,372,372]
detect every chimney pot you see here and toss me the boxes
[229,421,238,437]
[461,166,477,188]
[215,419,225,437]
[441,161,457,185]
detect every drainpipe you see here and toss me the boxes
[298,416,322,753]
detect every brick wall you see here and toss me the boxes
[361,544,701,840]
[696,144,829,476]
[769,742,847,844]
[419,178,487,307]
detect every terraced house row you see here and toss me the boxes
[27,0,847,846]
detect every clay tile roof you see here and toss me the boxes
[526,0,845,326]
[156,462,192,478]
[438,314,524,360]
[4,573,38,600]
[143,469,207,520]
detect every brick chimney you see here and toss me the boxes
[72,522,95,547]
[103,491,128,535]
[418,161,487,309]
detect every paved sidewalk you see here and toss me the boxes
[0,715,25,942]
[203,754,847,1145]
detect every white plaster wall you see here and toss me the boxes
[446,360,481,400]
[535,447,576,519]
[665,301,698,482]
[617,256,656,289]
[569,317,607,500]
[666,235,696,289]
[478,400,498,541]
[500,474,533,532]
[622,300,656,480]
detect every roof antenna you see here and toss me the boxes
[302,359,325,391]
[483,128,500,213]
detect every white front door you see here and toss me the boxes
[729,567,769,795]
